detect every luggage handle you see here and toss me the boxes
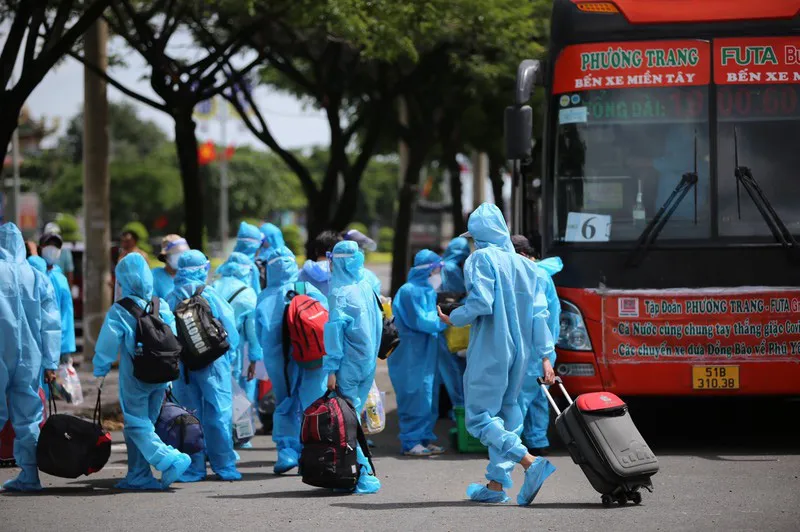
[536,376,573,416]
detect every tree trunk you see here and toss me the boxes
[0,100,21,177]
[173,111,204,251]
[304,193,331,259]
[390,148,426,296]
[489,156,506,218]
[446,153,466,237]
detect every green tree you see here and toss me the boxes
[56,213,82,242]
[122,221,151,253]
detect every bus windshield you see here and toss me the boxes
[553,86,711,243]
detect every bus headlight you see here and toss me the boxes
[557,300,593,351]
[556,363,596,377]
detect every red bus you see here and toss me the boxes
[506,0,800,396]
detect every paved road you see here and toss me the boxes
[2,362,799,532]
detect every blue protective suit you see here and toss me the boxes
[212,252,264,405]
[388,250,447,452]
[94,254,191,489]
[166,250,241,482]
[257,223,285,260]
[323,241,382,488]
[519,257,563,450]
[298,259,332,296]
[1,224,61,492]
[47,264,75,358]
[152,266,176,301]
[231,222,263,294]
[449,204,554,490]
[441,237,470,294]
[255,246,328,471]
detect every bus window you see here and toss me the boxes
[553,87,711,242]
[717,85,800,239]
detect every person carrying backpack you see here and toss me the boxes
[255,246,328,474]
[323,240,382,494]
[228,222,262,295]
[212,252,263,417]
[166,250,241,482]
[93,253,191,490]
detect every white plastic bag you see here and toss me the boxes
[56,361,84,405]
[231,378,255,443]
[360,380,385,435]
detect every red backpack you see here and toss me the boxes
[282,282,328,373]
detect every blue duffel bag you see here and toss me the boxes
[156,390,205,455]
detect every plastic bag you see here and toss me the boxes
[360,380,385,435]
[56,362,84,405]
[231,378,255,444]
[445,325,470,353]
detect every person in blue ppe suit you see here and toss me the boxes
[255,246,328,474]
[39,232,76,363]
[298,230,342,296]
[438,203,557,506]
[389,250,448,457]
[323,240,382,494]
[434,237,470,416]
[166,250,241,482]
[342,229,382,295]
[0,223,61,492]
[93,253,192,489]
[512,235,561,454]
[257,223,285,260]
[230,222,263,294]
[152,234,189,300]
[212,252,264,431]
[27,256,60,401]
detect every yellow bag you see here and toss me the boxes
[445,325,470,353]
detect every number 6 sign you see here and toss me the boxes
[565,212,612,242]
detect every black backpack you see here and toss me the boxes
[375,293,400,360]
[174,286,230,371]
[37,387,112,478]
[255,259,267,290]
[118,297,182,384]
[300,391,375,490]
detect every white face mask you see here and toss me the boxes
[428,272,442,290]
[166,254,181,270]
[41,246,61,266]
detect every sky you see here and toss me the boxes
[26,41,331,150]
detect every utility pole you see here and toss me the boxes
[471,151,487,209]
[219,99,229,253]
[8,121,20,225]
[82,20,111,360]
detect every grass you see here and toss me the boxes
[148,252,393,271]
[365,252,392,265]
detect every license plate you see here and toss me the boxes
[692,365,739,390]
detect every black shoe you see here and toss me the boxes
[527,447,550,457]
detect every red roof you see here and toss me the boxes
[571,0,800,24]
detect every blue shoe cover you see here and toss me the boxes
[239,441,253,449]
[467,483,509,503]
[274,449,299,474]
[234,450,241,461]
[517,457,556,506]
[216,467,242,481]
[354,471,381,494]
[161,453,191,489]
[116,476,162,491]
[3,476,43,492]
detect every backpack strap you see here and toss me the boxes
[194,285,205,297]
[227,286,248,304]
[294,282,306,296]
[118,297,145,318]
[150,296,160,316]
[373,292,385,317]
[281,302,292,393]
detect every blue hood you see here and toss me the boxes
[330,240,363,286]
[116,253,154,300]
[27,256,47,273]
[467,203,513,252]
[0,223,25,263]
[408,249,441,286]
[537,256,564,277]
[174,250,210,287]
[264,245,298,287]
[217,251,253,282]
[442,237,470,265]
[301,259,331,283]
[233,222,262,260]
[259,223,285,251]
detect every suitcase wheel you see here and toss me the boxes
[601,494,613,507]
[629,491,642,505]
[601,491,641,507]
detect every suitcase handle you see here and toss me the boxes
[536,376,573,416]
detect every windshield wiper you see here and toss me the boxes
[626,132,699,267]
[733,127,798,258]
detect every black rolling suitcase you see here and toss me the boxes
[539,377,659,507]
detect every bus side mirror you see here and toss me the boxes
[504,105,533,161]
[515,59,542,106]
